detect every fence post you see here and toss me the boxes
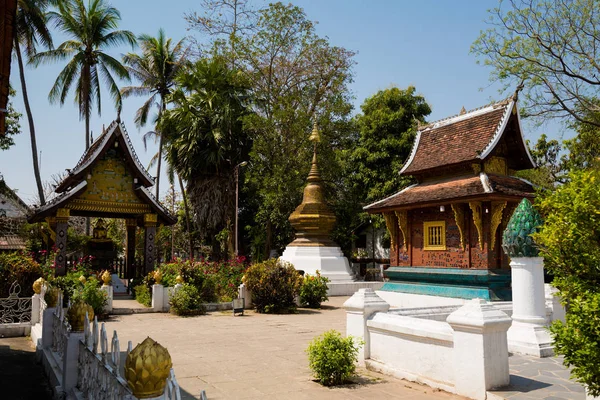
[61,331,84,396]
[31,293,41,325]
[447,299,512,400]
[152,284,164,312]
[41,308,56,349]
[343,288,390,365]
[238,283,253,309]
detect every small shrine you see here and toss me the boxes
[28,121,176,277]
[364,92,536,300]
[280,123,355,282]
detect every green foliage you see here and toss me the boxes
[299,272,329,308]
[0,252,43,297]
[134,284,152,307]
[72,277,107,317]
[169,284,205,316]
[306,330,361,386]
[501,198,543,257]
[534,168,600,394]
[243,259,303,313]
[472,0,600,128]
[1,89,21,150]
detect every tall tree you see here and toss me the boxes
[472,0,600,128]
[121,29,187,197]
[14,0,54,205]
[160,58,252,258]
[33,0,136,150]
[0,89,22,151]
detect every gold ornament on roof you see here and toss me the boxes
[67,300,94,331]
[288,122,337,247]
[125,337,173,398]
[101,270,112,285]
[33,277,45,295]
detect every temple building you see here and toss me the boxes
[28,121,176,277]
[364,93,536,301]
[0,176,29,252]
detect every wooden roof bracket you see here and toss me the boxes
[490,201,507,250]
[395,210,408,250]
[469,201,483,249]
[451,204,466,251]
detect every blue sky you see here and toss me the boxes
[1,0,569,203]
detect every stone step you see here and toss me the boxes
[111,308,155,315]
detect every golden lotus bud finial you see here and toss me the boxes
[33,277,45,294]
[79,275,87,285]
[308,120,321,143]
[45,286,58,308]
[175,274,184,284]
[101,270,112,285]
[67,300,94,331]
[153,270,163,284]
[125,337,173,398]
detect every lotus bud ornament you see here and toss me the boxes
[79,275,87,285]
[45,286,59,307]
[175,274,184,284]
[67,300,94,331]
[33,277,45,294]
[125,337,172,398]
[101,270,112,285]
[153,270,162,284]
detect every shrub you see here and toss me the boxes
[534,168,600,395]
[169,284,205,316]
[72,277,107,317]
[300,272,329,308]
[306,330,361,386]
[134,284,152,307]
[243,259,303,313]
[0,252,43,297]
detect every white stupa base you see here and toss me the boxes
[507,320,554,358]
[280,246,355,283]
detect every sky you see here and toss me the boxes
[1,0,570,205]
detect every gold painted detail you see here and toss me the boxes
[472,164,482,174]
[490,201,507,250]
[383,212,398,252]
[125,218,138,227]
[67,300,94,332]
[309,121,321,143]
[451,204,466,251]
[125,337,172,399]
[175,274,184,284]
[101,270,112,285]
[56,208,70,222]
[144,213,158,227]
[395,210,408,250]
[469,201,484,249]
[484,156,508,175]
[423,221,446,250]
[153,270,162,284]
[33,277,45,294]
[68,199,151,214]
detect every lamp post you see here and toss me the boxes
[235,161,248,256]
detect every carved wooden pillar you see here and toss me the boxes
[54,208,70,276]
[143,214,157,274]
[125,219,137,279]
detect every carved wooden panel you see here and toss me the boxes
[469,202,483,249]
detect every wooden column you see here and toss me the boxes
[54,208,70,276]
[125,218,137,279]
[143,214,157,274]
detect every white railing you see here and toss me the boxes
[0,281,32,324]
[52,292,70,362]
[39,284,47,325]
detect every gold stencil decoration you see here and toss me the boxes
[484,156,507,175]
[383,212,398,252]
[451,204,466,251]
[469,201,483,249]
[490,201,507,250]
[395,210,408,250]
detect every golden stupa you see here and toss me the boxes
[288,122,337,247]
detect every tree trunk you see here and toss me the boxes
[83,63,91,235]
[15,40,45,206]
[264,219,272,260]
[154,101,166,198]
[179,174,193,261]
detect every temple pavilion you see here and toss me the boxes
[364,93,536,300]
[28,120,176,277]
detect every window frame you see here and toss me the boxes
[423,220,446,251]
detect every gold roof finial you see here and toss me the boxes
[460,106,467,115]
[309,120,321,143]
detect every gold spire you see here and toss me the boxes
[460,106,467,115]
[287,122,337,247]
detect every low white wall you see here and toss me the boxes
[376,290,468,308]
[368,313,455,390]
[328,281,384,296]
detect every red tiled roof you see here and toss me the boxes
[401,101,512,175]
[364,174,534,211]
[0,235,25,250]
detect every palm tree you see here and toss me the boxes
[14,0,54,205]
[33,0,136,150]
[121,29,187,197]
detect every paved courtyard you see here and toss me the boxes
[106,297,464,400]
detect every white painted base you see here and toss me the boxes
[507,320,554,357]
[280,246,355,282]
[30,323,43,349]
[327,281,384,296]
[111,274,127,293]
[375,290,468,308]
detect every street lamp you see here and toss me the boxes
[235,161,248,256]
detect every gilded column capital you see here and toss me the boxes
[56,208,70,222]
[143,214,158,227]
[125,218,138,228]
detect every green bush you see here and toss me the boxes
[0,252,43,297]
[169,284,205,316]
[243,259,303,313]
[306,330,362,386]
[534,167,600,395]
[134,284,152,307]
[72,277,107,317]
[300,271,329,308]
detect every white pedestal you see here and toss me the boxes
[507,257,554,357]
[101,285,113,313]
[280,245,355,282]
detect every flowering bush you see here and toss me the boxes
[299,272,329,308]
[243,259,303,313]
[72,276,107,317]
[0,252,43,297]
[169,284,205,316]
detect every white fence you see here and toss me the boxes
[0,282,34,337]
